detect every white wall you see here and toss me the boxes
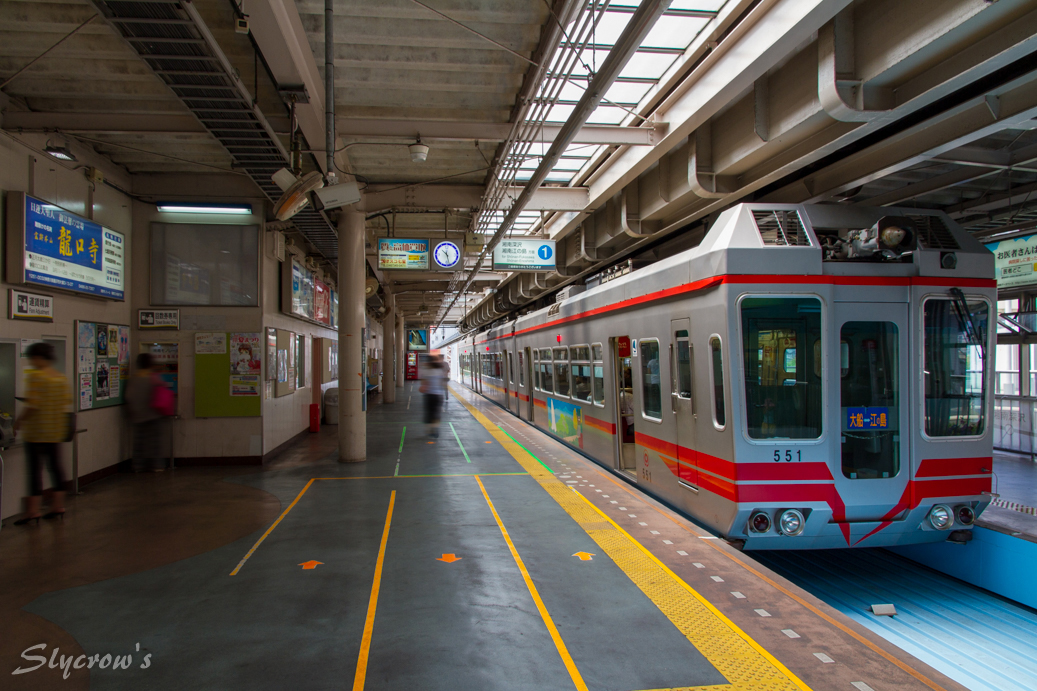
[1,132,134,519]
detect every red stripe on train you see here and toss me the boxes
[915,457,992,478]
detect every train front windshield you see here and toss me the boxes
[923,297,989,437]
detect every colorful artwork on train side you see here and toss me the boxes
[547,397,583,448]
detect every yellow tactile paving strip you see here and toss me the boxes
[450,387,810,691]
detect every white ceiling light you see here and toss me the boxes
[156,202,253,214]
[409,138,429,163]
[44,143,77,162]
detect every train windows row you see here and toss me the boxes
[533,344,605,407]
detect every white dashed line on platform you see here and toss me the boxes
[813,653,834,664]
[650,530,660,535]
[692,562,704,568]
[638,522,648,526]
[711,576,724,582]
[851,683,875,691]
[782,629,800,639]
[628,514,637,518]
[731,592,745,599]
[662,540,673,544]
[677,551,688,556]
[755,609,771,617]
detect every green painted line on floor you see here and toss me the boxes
[449,422,471,463]
[394,463,399,477]
[497,424,553,473]
[398,426,406,453]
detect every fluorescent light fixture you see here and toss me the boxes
[44,144,77,162]
[156,202,253,215]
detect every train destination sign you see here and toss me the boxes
[378,238,429,270]
[492,238,556,271]
[6,192,125,300]
[985,233,1037,289]
[845,406,890,430]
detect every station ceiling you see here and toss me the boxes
[3,0,1037,330]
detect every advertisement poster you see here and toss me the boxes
[110,364,121,399]
[547,398,584,448]
[314,280,330,325]
[277,350,288,383]
[96,326,109,357]
[230,333,261,374]
[266,328,277,381]
[195,332,227,354]
[78,348,95,374]
[21,195,126,300]
[291,259,315,320]
[96,361,111,400]
[78,321,95,349]
[377,238,429,270]
[230,374,261,397]
[108,326,119,356]
[407,329,428,351]
[118,326,130,364]
[142,342,179,394]
[986,233,1037,289]
[79,374,93,410]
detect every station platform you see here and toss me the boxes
[2,382,971,691]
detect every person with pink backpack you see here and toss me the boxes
[125,353,174,472]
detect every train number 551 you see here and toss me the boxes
[773,449,802,462]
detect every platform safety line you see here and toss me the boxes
[398,426,406,453]
[449,387,553,479]
[455,389,810,691]
[229,478,315,576]
[474,475,588,691]
[312,473,530,480]
[448,422,471,463]
[353,490,396,691]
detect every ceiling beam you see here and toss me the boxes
[2,111,207,133]
[363,184,589,212]
[336,118,664,145]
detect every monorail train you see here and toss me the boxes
[456,204,995,550]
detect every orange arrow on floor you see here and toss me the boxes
[436,554,462,563]
[299,560,324,570]
[573,552,595,561]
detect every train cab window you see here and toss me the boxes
[923,297,989,437]
[592,344,605,406]
[571,346,592,402]
[674,330,692,398]
[709,337,726,428]
[741,297,822,439]
[540,349,554,393]
[518,352,525,387]
[640,339,663,419]
[841,322,900,479]
[554,347,571,397]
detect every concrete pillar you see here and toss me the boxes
[382,290,396,404]
[337,209,366,463]
[396,312,405,388]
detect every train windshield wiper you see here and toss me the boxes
[950,287,985,360]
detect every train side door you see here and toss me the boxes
[832,302,909,519]
[671,320,698,488]
[612,336,636,473]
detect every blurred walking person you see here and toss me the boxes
[420,354,447,438]
[126,353,173,472]
[14,342,71,525]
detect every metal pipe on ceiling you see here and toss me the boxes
[436,0,672,329]
[325,0,335,182]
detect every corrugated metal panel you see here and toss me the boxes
[753,548,1037,691]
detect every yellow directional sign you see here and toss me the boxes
[572,552,595,561]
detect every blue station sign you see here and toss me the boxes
[16,194,126,300]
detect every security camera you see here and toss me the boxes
[313,180,362,211]
[235,17,250,34]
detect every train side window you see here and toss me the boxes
[709,336,726,428]
[674,330,692,398]
[571,346,592,402]
[533,350,540,390]
[518,352,525,387]
[923,297,989,437]
[592,343,605,406]
[540,348,554,393]
[508,352,514,384]
[554,347,571,397]
[741,297,822,439]
[640,339,663,420]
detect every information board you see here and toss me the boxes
[407,329,428,351]
[986,233,1037,289]
[76,320,129,411]
[492,238,556,271]
[6,192,126,300]
[378,239,429,270]
[194,332,262,417]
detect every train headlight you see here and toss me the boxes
[956,505,976,526]
[749,511,771,534]
[928,504,953,530]
[778,509,805,536]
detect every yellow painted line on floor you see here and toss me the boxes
[453,387,810,691]
[230,478,315,576]
[313,473,529,479]
[474,475,588,691]
[353,490,396,691]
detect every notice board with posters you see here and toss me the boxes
[75,320,130,412]
[193,332,262,417]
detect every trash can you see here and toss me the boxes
[323,388,339,425]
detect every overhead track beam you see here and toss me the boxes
[335,118,664,145]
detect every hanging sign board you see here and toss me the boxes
[6,192,125,300]
[9,288,53,321]
[407,329,428,351]
[378,239,429,270]
[492,238,556,271]
[138,308,180,329]
[985,234,1037,289]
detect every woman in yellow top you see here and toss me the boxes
[14,342,71,525]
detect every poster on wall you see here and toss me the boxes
[108,326,119,356]
[291,258,314,320]
[79,374,93,410]
[96,361,111,400]
[195,332,227,354]
[407,329,428,351]
[10,193,126,300]
[118,326,130,364]
[110,364,121,399]
[142,342,179,394]
[78,321,95,349]
[96,327,109,357]
[78,348,95,374]
[277,350,288,383]
[265,328,277,381]
[314,280,330,325]
[230,374,260,396]
[230,333,261,374]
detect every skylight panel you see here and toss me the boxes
[546,170,576,183]
[544,103,576,123]
[641,16,709,50]
[585,105,628,125]
[584,11,633,47]
[669,0,726,11]
[604,80,654,104]
[618,51,679,80]
[552,158,587,171]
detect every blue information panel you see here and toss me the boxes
[846,407,890,430]
[23,195,125,299]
